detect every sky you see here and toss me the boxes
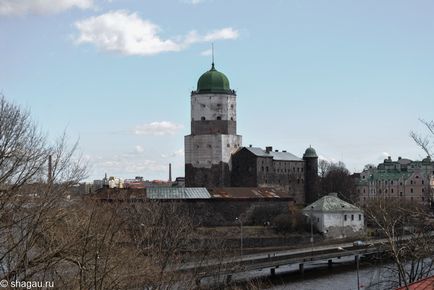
[1,0,434,181]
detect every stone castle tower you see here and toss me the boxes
[303,146,319,204]
[185,62,242,187]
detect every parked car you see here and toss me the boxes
[353,240,366,247]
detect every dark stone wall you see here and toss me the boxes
[231,148,306,204]
[304,156,319,204]
[191,120,236,135]
[231,149,257,187]
[182,199,293,226]
[185,162,231,187]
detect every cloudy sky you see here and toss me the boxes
[1,0,434,181]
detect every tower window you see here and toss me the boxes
[201,116,206,121]
[217,116,221,120]
[231,117,234,121]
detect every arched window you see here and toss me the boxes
[201,116,206,121]
[216,116,221,120]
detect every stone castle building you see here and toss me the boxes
[185,62,318,204]
[357,156,434,206]
[231,146,318,204]
[185,62,242,188]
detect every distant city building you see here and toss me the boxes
[357,156,434,206]
[184,62,318,204]
[303,193,365,239]
[172,177,185,187]
[124,177,145,189]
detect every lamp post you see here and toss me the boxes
[235,217,243,257]
[356,254,360,290]
[310,206,314,255]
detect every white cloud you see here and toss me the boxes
[200,49,212,56]
[75,11,180,55]
[98,156,167,174]
[134,145,144,153]
[182,0,205,4]
[318,155,338,163]
[378,152,390,161]
[0,0,93,15]
[161,148,184,158]
[203,27,239,41]
[74,10,239,56]
[133,121,183,136]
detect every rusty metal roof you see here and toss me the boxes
[208,187,293,199]
[395,275,434,290]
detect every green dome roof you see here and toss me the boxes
[303,146,318,158]
[197,63,232,94]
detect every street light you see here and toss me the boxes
[310,206,314,256]
[337,247,360,290]
[235,217,243,257]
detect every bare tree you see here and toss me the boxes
[318,159,331,178]
[364,198,434,289]
[0,96,87,286]
[0,95,48,190]
[319,161,357,202]
[410,118,434,158]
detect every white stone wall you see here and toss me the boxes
[185,134,242,168]
[191,93,236,121]
[309,211,364,236]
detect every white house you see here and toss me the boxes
[302,193,364,239]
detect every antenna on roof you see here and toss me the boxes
[211,42,215,68]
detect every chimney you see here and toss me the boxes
[48,154,52,184]
[169,163,172,182]
[265,146,272,153]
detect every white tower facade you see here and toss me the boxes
[185,63,242,187]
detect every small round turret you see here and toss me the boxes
[303,146,318,158]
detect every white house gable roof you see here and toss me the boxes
[303,194,361,213]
